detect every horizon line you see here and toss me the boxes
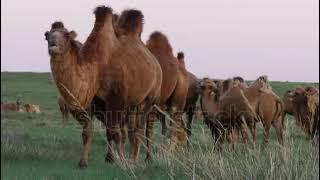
[1,71,319,84]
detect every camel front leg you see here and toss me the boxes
[168,106,187,148]
[145,110,156,161]
[105,127,114,162]
[73,111,93,168]
[130,109,144,162]
[128,107,138,161]
[240,122,248,153]
[247,120,256,150]
[112,123,125,161]
[186,106,194,138]
[272,118,284,145]
[262,122,271,149]
[159,113,167,135]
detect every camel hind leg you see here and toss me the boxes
[130,100,154,162]
[105,128,114,162]
[262,121,271,149]
[145,110,156,161]
[159,112,167,135]
[272,117,284,145]
[186,106,194,138]
[166,73,189,148]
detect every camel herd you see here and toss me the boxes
[1,98,40,113]
[43,5,319,168]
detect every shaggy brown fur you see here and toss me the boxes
[146,31,189,153]
[287,87,319,142]
[199,78,254,151]
[45,6,162,167]
[176,52,199,138]
[283,90,295,115]
[200,76,284,150]
[243,76,284,146]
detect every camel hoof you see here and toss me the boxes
[105,155,114,163]
[78,160,88,168]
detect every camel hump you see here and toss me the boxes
[94,6,113,22]
[51,21,64,30]
[117,9,144,37]
[147,31,173,53]
[177,52,184,60]
[149,31,167,40]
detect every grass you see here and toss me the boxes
[1,72,319,180]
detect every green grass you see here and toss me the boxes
[1,72,319,180]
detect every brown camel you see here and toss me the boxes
[176,52,199,138]
[113,9,163,162]
[282,90,295,118]
[24,104,41,113]
[241,76,284,147]
[200,76,284,150]
[1,98,23,112]
[45,6,162,167]
[199,78,255,151]
[146,31,189,156]
[286,87,319,141]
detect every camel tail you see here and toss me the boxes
[117,9,144,36]
[274,99,284,128]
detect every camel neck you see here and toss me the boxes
[200,93,219,116]
[50,51,97,108]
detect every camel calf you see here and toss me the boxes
[1,99,23,112]
[24,104,41,113]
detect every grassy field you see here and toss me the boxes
[1,72,319,180]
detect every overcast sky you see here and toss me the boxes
[1,0,319,82]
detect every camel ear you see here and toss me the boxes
[68,31,77,39]
[199,81,204,88]
[45,31,50,40]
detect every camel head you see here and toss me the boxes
[284,89,294,101]
[288,87,309,106]
[199,78,218,98]
[304,86,319,109]
[233,76,244,83]
[250,75,271,91]
[44,22,77,57]
[305,86,319,96]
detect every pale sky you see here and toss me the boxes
[1,0,319,82]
